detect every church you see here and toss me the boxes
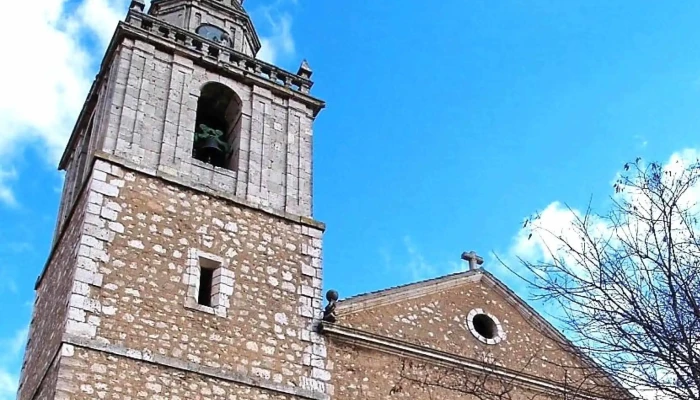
[17,1,631,399]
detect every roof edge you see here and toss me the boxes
[332,267,632,397]
[321,322,624,400]
[336,269,483,314]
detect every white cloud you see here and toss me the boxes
[402,236,438,281]
[0,328,28,400]
[380,236,465,282]
[0,0,130,206]
[0,168,18,207]
[509,149,700,269]
[4,329,28,358]
[76,0,128,47]
[0,371,17,400]
[255,3,296,64]
[0,0,95,163]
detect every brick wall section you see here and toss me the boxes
[338,281,590,386]
[32,356,61,400]
[98,38,315,217]
[60,158,330,396]
[57,346,298,399]
[327,341,544,400]
[17,188,87,400]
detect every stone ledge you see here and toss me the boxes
[95,151,326,231]
[62,334,330,400]
[184,300,218,316]
[117,18,324,117]
[36,152,326,289]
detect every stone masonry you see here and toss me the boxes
[54,4,323,239]
[20,0,330,399]
[21,157,331,400]
[151,0,262,57]
[337,280,584,382]
[18,187,88,399]
[321,271,624,400]
[91,37,316,219]
[18,1,628,400]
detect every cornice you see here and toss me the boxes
[59,10,325,170]
[320,322,622,400]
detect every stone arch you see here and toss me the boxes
[193,82,243,170]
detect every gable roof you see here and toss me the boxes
[337,267,578,359]
[337,268,483,313]
[334,266,632,398]
[337,268,561,345]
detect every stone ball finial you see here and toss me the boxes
[326,289,339,302]
[323,290,339,323]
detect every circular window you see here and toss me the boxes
[466,308,506,345]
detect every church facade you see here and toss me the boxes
[17,1,628,399]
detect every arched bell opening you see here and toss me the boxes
[193,82,243,170]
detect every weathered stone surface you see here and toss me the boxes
[324,272,627,400]
[17,186,87,400]
[327,342,545,400]
[21,153,330,399]
[336,279,586,383]
[91,38,317,218]
[57,346,309,400]
[17,0,333,397]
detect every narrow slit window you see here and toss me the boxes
[198,267,215,306]
[185,250,231,316]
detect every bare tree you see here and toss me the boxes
[391,349,631,400]
[508,158,700,400]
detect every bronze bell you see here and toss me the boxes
[197,137,223,164]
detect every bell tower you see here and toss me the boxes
[148,0,262,57]
[18,0,330,399]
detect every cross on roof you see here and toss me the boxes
[461,251,484,271]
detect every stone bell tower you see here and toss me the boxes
[18,0,330,398]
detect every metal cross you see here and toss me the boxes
[461,251,484,271]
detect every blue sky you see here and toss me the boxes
[2,0,700,397]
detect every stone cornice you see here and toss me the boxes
[59,8,325,170]
[320,322,619,400]
[123,10,321,102]
[150,0,262,52]
[62,334,329,400]
[95,151,325,230]
[36,153,325,289]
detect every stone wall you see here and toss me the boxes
[32,355,61,400]
[54,60,116,241]
[98,38,315,217]
[57,345,300,399]
[337,280,592,386]
[327,341,545,400]
[55,158,331,397]
[17,186,87,400]
[149,0,260,57]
